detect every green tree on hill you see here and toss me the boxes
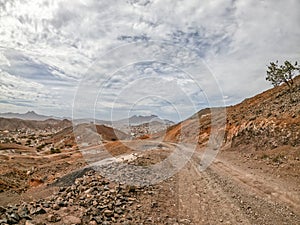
[266,60,299,88]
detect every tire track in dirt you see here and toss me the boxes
[176,155,251,224]
[205,165,300,225]
[211,159,300,214]
[174,144,300,224]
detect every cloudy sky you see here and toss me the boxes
[0,0,299,121]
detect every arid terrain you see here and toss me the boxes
[0,77,300,224]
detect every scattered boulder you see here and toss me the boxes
[0,162,184,224]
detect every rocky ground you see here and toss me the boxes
[0,148,186,225]
[0,142,299,225]
[0,169,176,225]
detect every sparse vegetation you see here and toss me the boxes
[266,60,299,88]
[36,143,46,151]
[50,147,61,154]
[272,154,284,164]
[25,139,31,146]
[261,154,269,160]
[29,135,36,140]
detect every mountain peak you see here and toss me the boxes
[123,114,173,125]
[26,111,37,115]
[131,114,158,118]
[0,111,57,121]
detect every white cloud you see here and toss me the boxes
[206,0,300,103]
[0,69,50,107]
[0,0,299,120]
[0,49,10,66]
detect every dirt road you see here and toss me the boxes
[71,141,300,224]
[1,140,299,224]
[81,141,300,224]
[174,144,300,225]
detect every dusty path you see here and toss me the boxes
[177,160,252,224]
[81,141,300,224]
[173,144,300,225]
[212,156,300,214]
[2,140,299,224]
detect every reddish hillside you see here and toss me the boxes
[165,75,300,151]
[48,123,131,148]
[96,124,130,141]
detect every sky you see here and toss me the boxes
[0,0,299,121]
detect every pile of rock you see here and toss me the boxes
[0,169,153,225]
[93,161,171,187]
[0,154,192,225]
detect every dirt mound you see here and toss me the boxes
[103,141,134,156]
[47,126,76,149]
[96,124,130,141]
[48,123,131,150]
[0,143,31,151]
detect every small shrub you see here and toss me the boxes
[50,147,61,154]
[272,154,283,164]
[261,154,269,159]
[36,143,46,150]
[25,139,31,146]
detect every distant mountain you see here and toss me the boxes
[0,111,174,129]
[0,117,71,131]
[115,115,174,126]
[73,115,174,127]
[0,111,59,121]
